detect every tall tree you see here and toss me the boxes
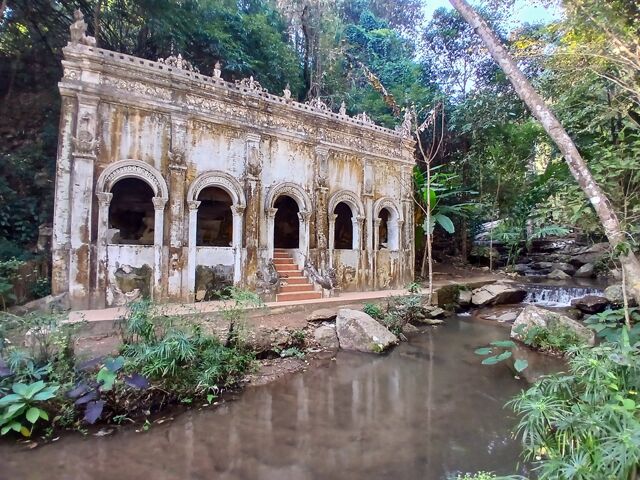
[448,0,640,303]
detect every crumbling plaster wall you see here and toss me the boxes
[52,40,415,309]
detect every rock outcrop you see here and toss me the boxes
[574,263,595,278]
[571,295,609,314]
[548,269,571,280]
[335,309,398,353]
[604,284,638,307]
[510,305,595,345]
[471,283,527,307]
[313,324,339,350]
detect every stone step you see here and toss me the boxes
[279,284,315,293]
[276,291,323,302]
[274,265,303,274]
[273,258,297,265]
[274,252,290,258]
[280,276,309,285]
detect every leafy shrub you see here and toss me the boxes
[363,303,384,319]
[30,277,51,299]
[585,307,640,344]
[509,329,640,479]
[0,380,59,437]
[453,473,523,480]
[518,324,584,354]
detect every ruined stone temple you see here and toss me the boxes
[51,13,416,309]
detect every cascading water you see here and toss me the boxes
[521,284,604,307]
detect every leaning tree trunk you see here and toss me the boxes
[449,0,640,304]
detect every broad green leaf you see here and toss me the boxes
[496,351,513,361]
[1,424,12,435]
[474,347,492,355]
[622,398,636,411]
[434,214,455,234]
[482,355,501,365]
[97,368,117,391]
[514,359,528,372]
[12,383,29,397]
[33,390,57,401]
[104,356,125,373]
[39,410,49,421]
[491,340,516,348]
[24,381,46,399]
[0,394,21,406]
[4,402,26,418]
[25,407,41,424]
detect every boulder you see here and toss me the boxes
[574,263,595,278]
[548,269,571,280]
[511,305,595,346]
[9,293,69,315]
[471,283,527,307]
[458,290,472,307]
[571,295,609,314]
[313,324,339,350]
[335,309,398,353]
[307,308,337,322]
[569,242,609,266]
[531,261,554,270]
[512,264,529,274]
[552,262,576,275]
[604,285,638,307]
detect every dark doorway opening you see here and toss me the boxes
[197,187,233,247]
[108,178,155,245]
[334,202,353,249]
[378,208,390,249]
[274,195,299,248]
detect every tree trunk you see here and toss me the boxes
[449,0,640,304]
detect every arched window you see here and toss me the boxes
[108,178,155,245]
[274,195,300,248]
[334,202,353,249]
[196,187,233,247]
[378,208,390,250]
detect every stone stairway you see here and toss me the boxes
[273,249,322,302]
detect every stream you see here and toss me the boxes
[0,317,542,480]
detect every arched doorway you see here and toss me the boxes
[196,187,233,247]
[334,202,353,249]
[378,208,391,250]
[108,178,155,245]
[274,195,300,249]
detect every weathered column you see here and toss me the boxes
[95,192,112,307]
[266,207,277,260]
[244,133,262,287]
[51,92,77,297]
[363,160,375,287]
[167,162,187,300]
[152,196,167,301]
[186,200,200,301]
[354,215,365,250]
[314,146,330,269]
[328,213,337,265]
[231,205,245,284]
[68,94,100,309]
[299,211,311,257]
[373,218,381,289]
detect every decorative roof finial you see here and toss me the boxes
[339,101,346,116]
[213,61,222,78]
[283,83,291,100]
[69,9,96,46]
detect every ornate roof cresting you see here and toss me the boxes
[157,53,200,73]
[69,9,96,46]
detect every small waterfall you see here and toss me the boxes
[522,284,603,307]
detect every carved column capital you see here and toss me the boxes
[152,196,168,210]
[96,192,113,206]
[298,211,312,222]
[374,218,382,227]
[266,207,278,219]
[314,145,330,159]
[168,151,186,165]
[231,204,246,216]
[328,213,338,223]
[187,200,201,211]
[354,215,365,226]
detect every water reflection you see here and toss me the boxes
[0,317,534,480]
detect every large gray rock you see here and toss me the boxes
[548,269,571,280]
[571,295,609,314]
[307,308,337,322]
[511,305,595,346]
[574,263,595,278]
[458,290,472,307]
[471,283,527,307]
[335,309,398,353]
[313,324,339,350]
[604,284,638,307]
[552,262,576,275]
[569,242,609,266]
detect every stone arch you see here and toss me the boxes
[96,159,168,199]
[327,190,365,218]
[265,182,312,212]
[373,197,402,221]
[187,170,246,207]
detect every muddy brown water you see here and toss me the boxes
[1,317,552,480]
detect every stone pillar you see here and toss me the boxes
[328,213,337,265]
[95,192,112,307]
[167,162,187,300]
[231,205,245,284]
[374,218,382,251]
[68,94,99,309]
[363,159,375,287]
[266,207,277,259]
[244,133,262,287]
[373,218,381,290]
[186,200,200,301]
[298,211,311,256]
[152,196,167,301]
[51,93,77,296]
[354,215,365,250]
[314,146,330,269]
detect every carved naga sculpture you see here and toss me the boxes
[304,259,336,291]
[69,9,96,47]
[256,259,280,296]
